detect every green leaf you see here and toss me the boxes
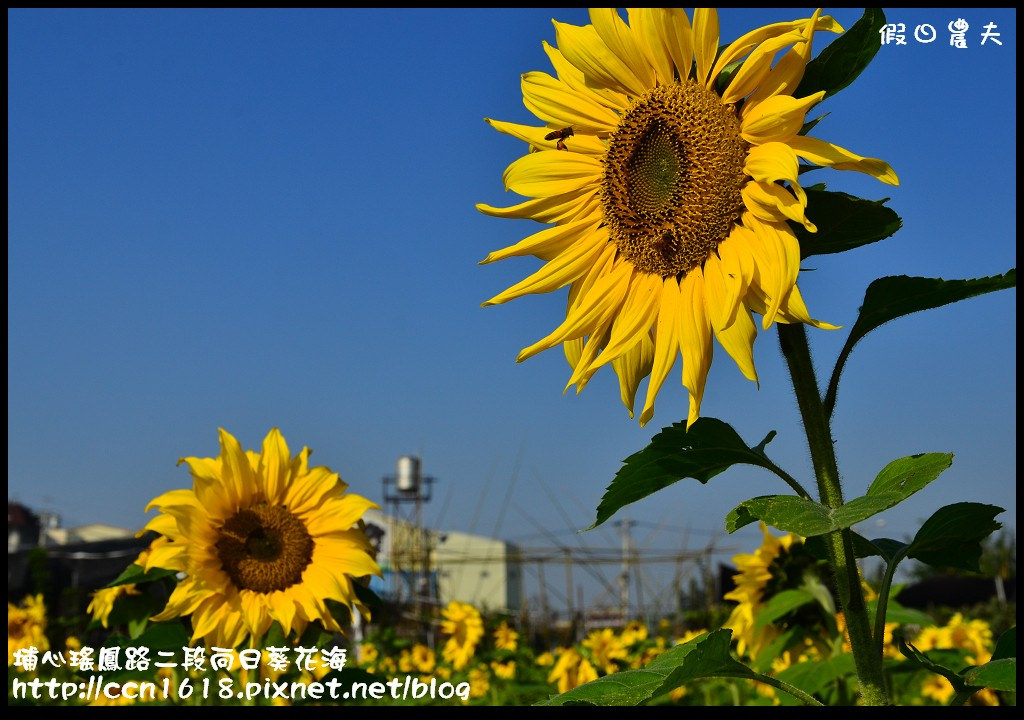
[104,563,178,588]
[728,453,951,535]
[795,8,885,100]
[540,629,754,706]
[907,503,1003,572]
[895,633,972,695]
[824,270,1016,416]
[130,621,190,653]
[727,495,829,534]
[870,538,910,563]
[751,627,801,673]
[353,582,383,614]
[592,418,779,529]
[755,589,815,632]
[774,654,856,706]
[866,598,934,628]
[962,658,1016,692]
[805,531,891,560]
[793,187,901,259]
[991,627,1015,661]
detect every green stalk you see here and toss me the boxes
[777,323,889,706]
[752,672,825,706]
[873,548,908,660]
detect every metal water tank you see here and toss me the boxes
[396,455,421,494]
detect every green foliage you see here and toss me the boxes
[795,8,885,99]
[727,453,953,535]
[104,563,178,588]
[541,630,756,706]
[825,270,1017,415]
[793,186,901,259]
[591,418,781,529]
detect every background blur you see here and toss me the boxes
[8,8,1016,620]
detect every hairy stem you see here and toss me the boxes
[777,323,888,706]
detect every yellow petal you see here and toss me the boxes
[590,8,656,90]
[553,20,647,97]
[746,218,801,328]
[720,32,806,105]
[742,181,815,232]
[565,321,613,392]
[639,277,682,427]
[713,306,759,383]
[482,227,608,306]
[651,8,693,82]
[612,332,655,417]
[702,251,741,332]
[712,11,839,84]
[788,135,899,185]
[693,8,720,87]
[502,149,603,198]
[625,8,674,85]
[587,271,662,372]
[521,71,621,134]
[257,428,290,505]
[517,245,627,361]
[542,40,631,112]
[678,268,713,428]
[484,118,607,156]
[746,10,830,107]
[480,216,600,265]
[301,495,378,536]
[476,188,599,224]
[740,91,825,144]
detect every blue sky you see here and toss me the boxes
[8,9,1016,609]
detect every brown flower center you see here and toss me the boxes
[601,80,748,277]
[216,503,313,593]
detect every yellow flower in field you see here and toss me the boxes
[723,523,801,658]
[88,536,171,629]
[677,628,708,645]
[480,8,897,426]
[547,648,598,693]
[920,674,955,704]
[88,584,141,629]
[411,643,436,673]
[491,659,516,679]
[494,620,519,651]
[536,651,555,666]
[583,627,628,673]
[621,619,648,646]
[8,595,49,666]
[398,648,415,673]
[140,428,380,648]
[468,665,490,699]
[440,601,484,671]
[358,642,379,667]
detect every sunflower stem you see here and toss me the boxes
[777,323,889,706]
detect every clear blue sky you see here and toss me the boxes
[8,9,1016,609]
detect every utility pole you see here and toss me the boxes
[614,519,636,622]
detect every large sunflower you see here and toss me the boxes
[141,428,380,648]
[479,8,897,426]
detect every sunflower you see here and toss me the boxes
[8,594,49,667]
[493,620,519,651]
[88,537,168,628]
[140,428,380,648]
[722,522,802,658]
[583,627,629,674]
[479,8,897,426]
[547,647,599,693]
[440,600,484,671]
[411,643,437,673]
